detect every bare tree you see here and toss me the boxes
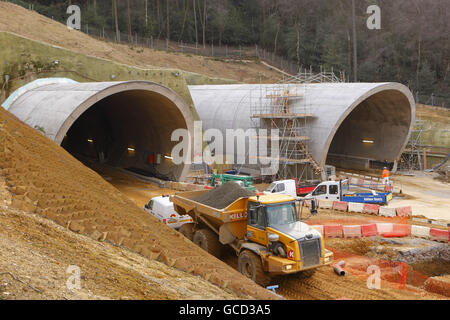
[178,0,190,42]
[127,0,132,42]
[193,0,199,47]
[166,0,170,47]
[197,0,207,48]
[351,0,358,81]
[112,0,120,42]
[145,0,148,27]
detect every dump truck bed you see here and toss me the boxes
[171,190,248,222]
[171,190,250,244]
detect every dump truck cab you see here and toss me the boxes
[242,195,333,279]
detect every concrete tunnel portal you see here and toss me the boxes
[326,88,414,170]
[3,79,415,182]
[188,83,415,177]
[2,79,195,181]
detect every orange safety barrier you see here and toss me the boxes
[323,224,343,238]
[429,228,449,242]
[332,201,348,211]
[396,206,412,217]
[382,223,411,237]
[362,204,380,215]
[330,249,431,294]
[361,223,378,237]
[342,225,362,238]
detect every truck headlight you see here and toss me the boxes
[285,264,293,270]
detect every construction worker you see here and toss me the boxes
[382,166,390,191]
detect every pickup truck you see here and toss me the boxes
[144,195,193,229]
[306,180,392,205]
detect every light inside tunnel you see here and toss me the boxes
[326,89,412,170]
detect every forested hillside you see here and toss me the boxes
[5,0,449,107]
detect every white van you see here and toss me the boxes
[144,195,192,229]
[263,179,297,198]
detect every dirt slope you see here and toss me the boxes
[0,203,240,300]
[0,2,281,83]
[0,107,276,300]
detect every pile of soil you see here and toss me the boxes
[195,182,256,209]
[0,107,276,300]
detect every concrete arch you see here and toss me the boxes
[188,82,415,173]
[323,84,415,169]
[3,79,194,181]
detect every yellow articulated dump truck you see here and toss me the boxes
[170,190,333,286]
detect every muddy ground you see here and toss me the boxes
[102,168,449,300]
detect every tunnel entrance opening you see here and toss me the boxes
[325,90,412,171]
[61,89,189,181]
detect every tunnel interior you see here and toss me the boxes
[61,89,188,181]
[326,90,412,170]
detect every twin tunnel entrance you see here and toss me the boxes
[3,79,415,181]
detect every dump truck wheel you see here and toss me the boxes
[238,250,271,287]
[179,223,194,241]
[193,229,222,258]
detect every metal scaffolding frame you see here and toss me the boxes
[248,83,321,182]
[233,69,344,182]
[399,119,429,171]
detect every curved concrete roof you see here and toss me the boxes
[4,79,194,181]
[188,83,415,170]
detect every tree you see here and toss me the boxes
[166,0,170,46]
[197,0,207,48]
[193,0,199,47]
[127,0,132,42]
[112,0,120,42]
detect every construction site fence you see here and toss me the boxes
[81,25,302,76]
[1,0,323,78]
[330,249,450,296]
[414,92,449,109]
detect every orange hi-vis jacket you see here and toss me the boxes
[382,169,390,178]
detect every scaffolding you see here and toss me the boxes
[399,119,428,171]
[248,83,321,182]
[234,69,344,183]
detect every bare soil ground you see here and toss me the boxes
[102,170,448,299]
[389,172,450,221]
[0,204,241,300]
[0,107,277,300]
[0,2,281,84]
[416,104,450,124]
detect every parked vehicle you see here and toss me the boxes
[144,195,193,229]
[306,180,392,204]
[209,173,256,191]
[263,179,297,197]
[264,179,323,197]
